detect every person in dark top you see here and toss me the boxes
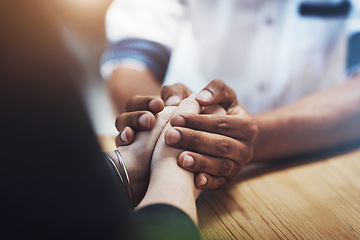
[0,1,200,239]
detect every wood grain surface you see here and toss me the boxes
[98,136,360,239]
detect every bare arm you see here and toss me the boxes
[113,75,360,190]
[253,74,360,161]
[137,96,201,223]
[108,67,162,113]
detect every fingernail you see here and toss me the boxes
[149,99,162,112]
[196,90,213,102]
[165,128,181,145]
[171,115,186,127]
[120,129,128,142]
[199,175,207,186]
[182,154,194,168]
[165,95,181,106]
[139,113,151,128]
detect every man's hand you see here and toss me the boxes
[116,80,258,190]
[115,83,191,145]
[115,96,164,146]
[165,80,258,190]
[161,83,192,106]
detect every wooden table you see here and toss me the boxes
[98,136,360,239]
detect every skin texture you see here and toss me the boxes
[164,81,258,189]
[115,79,258,190]
[110,106,176,206]
[111,66,360,190]
[252,73,360,161]
[109,96,201,223]
[137,96,202,223]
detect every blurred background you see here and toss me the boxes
[53,0,117,136]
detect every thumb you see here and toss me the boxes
[161,83,192,106]
[195,79,237,110]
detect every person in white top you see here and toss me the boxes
[101,0,360,189]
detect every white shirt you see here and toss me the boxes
[103,0,360,114]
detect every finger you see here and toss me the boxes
[201,105,226,115]
[178,151,240,179]
[161,83,192,106]
[115,126,135,147]
[195,172,227,190]
[196,79,237,110]
[115,111,156,132]
[126,96,164,113]
[173,94,201,114]
[165,127,252,164]
[170,114,258,140]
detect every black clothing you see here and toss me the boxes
[0,1,199,239]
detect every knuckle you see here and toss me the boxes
[162,85,170,91]
[218,160,233,176]
[216,139,232,155]
[245,119,258,139]
[215,119,231,132]
[189,131,201,147]
[184,115,200,129]
[125,95,147,111]
[241,119,258,139]
[169,84,183,93]
[195,156,207,170]
[239,145,252,163]
[126,95,138,107]
[161,86,171,97]
[209,79,226,94]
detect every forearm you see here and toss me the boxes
[252,75,360,161]
[108,67,162,113]
[137,160,198,224]
[137,98,201,224]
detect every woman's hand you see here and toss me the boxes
[115,80,258,192]
[113,105,176,206]
[137,95,201,223]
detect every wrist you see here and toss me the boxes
[106,150,149,207]
[138,159,199,223]
[109,148,148,185]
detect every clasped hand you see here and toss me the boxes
[115,80,258,204]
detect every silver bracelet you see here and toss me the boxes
[114,150,133,205]
[103,151,133,209]
[104,152,124,182]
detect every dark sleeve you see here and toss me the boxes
[125,204,200,240]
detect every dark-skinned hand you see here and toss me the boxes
[163,80,258,189]
[115,80,258,190]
